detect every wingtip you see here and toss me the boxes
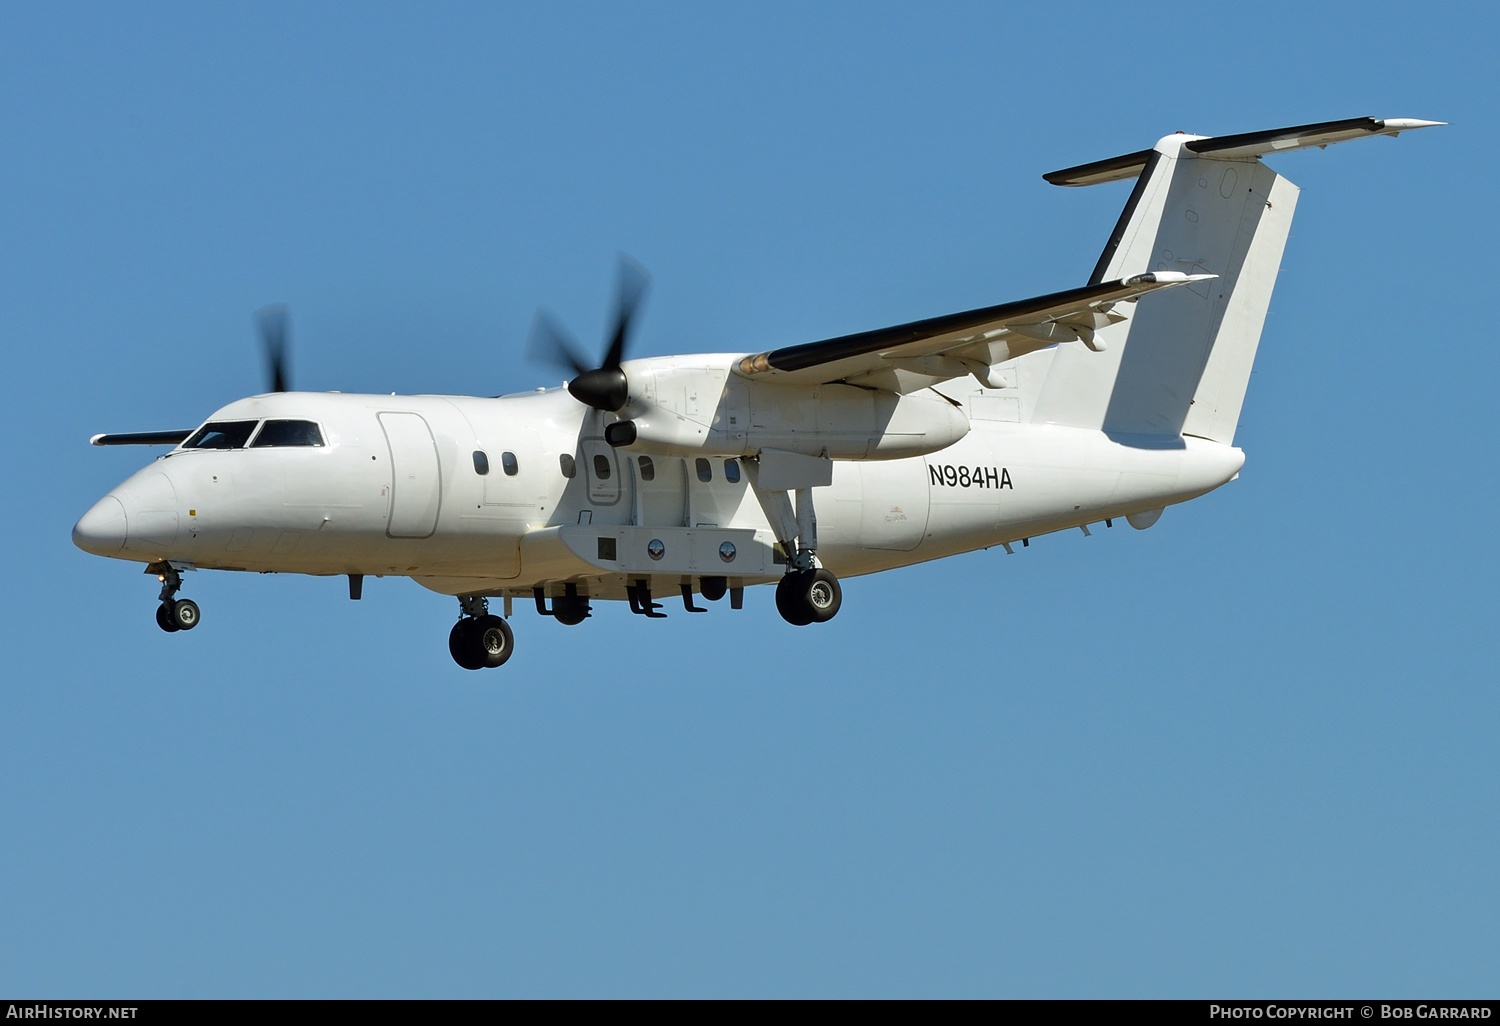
[1122,271,1218,287]
[1380,118,1446,132]
[89,433,106,446]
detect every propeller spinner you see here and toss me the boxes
[527,256,650,412]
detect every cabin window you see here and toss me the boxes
[695,458,712,482]
[250,420,324,448]
[184,420,259,449]
[472,451,489,475]
[502,451,519,476]
[723,459,741,483]
[559,453,576,478]
[593,454,612,480]
[637,456,655,481]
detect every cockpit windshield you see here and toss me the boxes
[183,420,259,449]
[251,420,324,447]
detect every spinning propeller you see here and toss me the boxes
[92,257,650,448]
[527,256,650,412]
[256,303,292,393]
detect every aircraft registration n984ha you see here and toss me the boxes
[74,117,1441,669]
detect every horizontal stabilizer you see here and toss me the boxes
[1044,149,1154,187]
[1045,117,1444,186]
[1185,116,1444,159]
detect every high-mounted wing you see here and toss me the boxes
[735,271,1211,392]
[90,430,193,446]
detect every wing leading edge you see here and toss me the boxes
[735,271,1212,392]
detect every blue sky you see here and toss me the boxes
[1,1,1495,997]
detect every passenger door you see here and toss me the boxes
[379,412,441,538]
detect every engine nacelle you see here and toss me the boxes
[613,356,970,460]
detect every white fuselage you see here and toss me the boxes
[74,367,1244,603]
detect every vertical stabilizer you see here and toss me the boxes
[1029,119,1439,444]
[1031,135,1295,443]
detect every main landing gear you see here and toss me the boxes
[449,595,514,671]
[756,481,842,627]
[150,562,200,633]
[775,567,842,626]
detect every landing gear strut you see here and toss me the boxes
[150,563,200,633]
[749,475,844,627]
[449,595,514,670]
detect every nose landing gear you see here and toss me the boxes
[449,595,514,670]
[156,598,200,632]
[149,562,200,633]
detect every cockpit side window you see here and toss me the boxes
[184,420,259,449]
[250,420,325,448]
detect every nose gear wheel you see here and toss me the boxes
[149,564,200,633]
[168,598,200,630]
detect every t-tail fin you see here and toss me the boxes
[1030,117,1441,444]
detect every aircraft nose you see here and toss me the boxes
[73,494,128,555]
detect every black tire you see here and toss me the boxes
[156,603,180,633]
[170,598,200,631]
[472,615,515,668]
[448,620,483,670]
[805,569,841,623]
[775,569,842,625]
[775,571,815,626]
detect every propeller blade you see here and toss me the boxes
[256,304,290,393]
[602,254,650,370]
[524,256,651,412]
[526,310,593,377]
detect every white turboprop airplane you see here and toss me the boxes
[74,117,1440,669]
